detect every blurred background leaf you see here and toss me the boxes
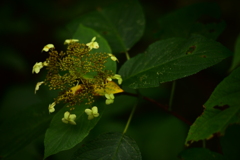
[220,124,240,160]
[179,148,226,160]
[229,33,240,72]
[71,132,142,160]
[156,2,225,40]
[65,0,145,53]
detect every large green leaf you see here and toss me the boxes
[67,0,145,53]
[71,132,142,160]
[185,67,240,145]
[72,24,116,73]
[119,35,232,89]
[0,101,53,159]
[179,148,226,160]
[157,2,225,40]
[229,33,240,72]
[44,100,105,159]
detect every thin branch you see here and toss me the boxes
[122,92,192,126]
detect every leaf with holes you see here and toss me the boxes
[44,100,105,159]
[157,2,225,40]
[71,132,142,160]
[67,0,145,53]
[119,34,232,89]
[185,67,240,145]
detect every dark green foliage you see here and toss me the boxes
[71,132,141,160]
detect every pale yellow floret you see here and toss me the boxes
[107,77,112,81]
[92,106,99,117]
[105,93,115,105]
[64,39,79,45]
[42,44,54,52]
[113,74,122,85]
[32,62,44,74]
[62,111,77,125]
[86,37,99,50]
[107,74,122,85]
[85,106,99,120]
[43,61,49,66]
[48,102,56,113]
[108,53,118,62]
[35,81,44,94]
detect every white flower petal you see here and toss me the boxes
[86,37,99,50]
[42,44,54,52]
[43,61,49,66]
[108,53,118,62]
[64,39,79,45]
[106,99,114,105]
[109,94,114,99]
[111,74,122,85]
[69,114,76,120]
[64,111,70,119]
[107,77,112,81]
[92,106,99,117]
[62,112,77,125]
[85,109,92,116]
[62,118,69,124]
[69,120,77,125]
[105,94,110,99]
[48,102,56,113]
[87,115,94,120]
[35,81,44,94]
[32,62,44,74]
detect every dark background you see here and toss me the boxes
[0,0,239,159]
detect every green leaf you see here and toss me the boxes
[68,0,145,53]
[185,66,240,145]
[157,2,225,40]
[220,125,240,160]
[71,132,142,160]
[179,148,226,160]
[44,100,105,159]
[0,102,53,159]
[229,33,240,72]
[119,35,232,89]
[72,24,116,73]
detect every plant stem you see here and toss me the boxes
[125,51,130,60]
[122,92,192,125]
[122,50,134,134]
[123,102,137,134]
[168,80,176,111]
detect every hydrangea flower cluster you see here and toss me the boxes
[33,37,123,125]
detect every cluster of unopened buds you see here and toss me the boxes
[32,37,123,125]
